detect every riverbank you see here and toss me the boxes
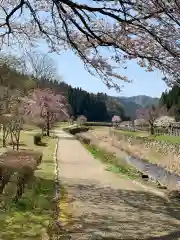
[83,142,141,180]
[74,128,180,193]
[112,129,180,176]
[55,130,180,239]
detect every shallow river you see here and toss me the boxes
[126,155,180,191]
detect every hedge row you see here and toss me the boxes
[63,126,90,135]
[84,122,112,127]
[0,150,42,202]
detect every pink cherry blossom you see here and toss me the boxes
[25,88,69,136]
[0,1,179,89]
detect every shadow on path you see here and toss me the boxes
[59,181,180,240]
[58,136,76,140]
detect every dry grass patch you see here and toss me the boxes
[112,133,180,175]
[84,143,140,180]
[23,124,40,131]
[112,135,180,174]
[0,130,57,240]
[90,128,180,176]
[53,121,69,129]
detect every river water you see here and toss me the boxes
[126,155,180,191]
[76,129,180,191]
[109,128,180,191]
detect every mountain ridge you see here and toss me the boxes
[114,95,159,118]
[0,60,159,121]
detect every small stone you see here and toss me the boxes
[158,184,167,189]
[142,174,149,179]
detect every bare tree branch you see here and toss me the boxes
[22,50,57,81]
[0,0,179,89]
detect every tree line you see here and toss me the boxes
[0,53,128,123]
[160,86,180,121]
[37,80,129,122]
[67,87,130,122]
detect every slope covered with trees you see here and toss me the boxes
[33,82,128,122]
[0,54,127,122]
[160,87,180,110]
[124,96,159,108]
[117,96,159,119]
[67,87,109,122]
[160,86,180,120]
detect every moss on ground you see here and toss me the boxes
[0,130,57,240]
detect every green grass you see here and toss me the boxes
[23,124,40,131]
[149,134,180,144]
[0,131,57,240]
[116,129,149,137]
[53,121,69,129]
[84,143,140,180]
[117,129,180,145]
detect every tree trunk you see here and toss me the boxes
[16,132,20,151]
[11,133,15,150]
[3,125,6,147]
[16,143,19,151]
[46,112,50,137]
[150,124,154,135]
[3,138,6,148]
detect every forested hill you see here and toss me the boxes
[160,86,180,109]
[160,86,180,119]
[0,62,127,122]
[0,61,161,121]
[67,87,127,121]
[37,80,128,121]
[117,95,159,118]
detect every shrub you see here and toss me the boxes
[63,126,90,135]
[76,115,87,126]
[75,134,91,144]
[84,122,112,127]
[154,126,168,135]
[0,150,43,201]
[34,134,42,145]
[69,127,89,135]
[112,115,121,128]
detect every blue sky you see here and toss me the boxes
[51,50,168,98]
[0,1,168,99]
[3,42,168,98]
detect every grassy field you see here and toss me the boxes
[0,129,57,240]
[23,124,40,131]
[84,143,140,180]
[116,129,149,137]
[53,121,69,129]
[116,129,180,144]
[149,134,180,144]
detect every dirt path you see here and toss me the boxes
[56,130,180,240]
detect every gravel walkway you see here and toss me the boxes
[56,130,180,240]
